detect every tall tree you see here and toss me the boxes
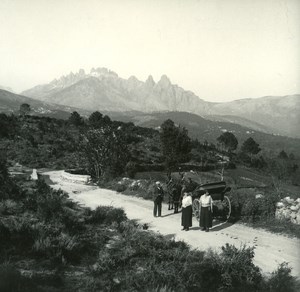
[278,150,288,159]
[160,119,191,172]
[217,132,238,153]
[19,103,31,116]
[241,137,261,155]
[69,111,84,126]
[88,111,103,128]
[80,126,129,179]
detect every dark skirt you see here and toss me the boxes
[200,206,212,228]
[181,205,192,228]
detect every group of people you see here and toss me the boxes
[153,180,213,232]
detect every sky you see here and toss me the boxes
[0,0,299,102]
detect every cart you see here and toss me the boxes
[191,181,231,221]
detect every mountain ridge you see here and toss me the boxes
[19,68,300,138]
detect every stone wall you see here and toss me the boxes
[275,197,300,225]
[60,171,91,184]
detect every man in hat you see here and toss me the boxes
[153,181,164,217]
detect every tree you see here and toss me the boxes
[69,111,84,126]
[19,103,31,116]
[88,111,103,128]
[278,150,288,159]
[160,119,191,172]
[80,126,130,179]
[217,132,238,153]
[241,137,261,155]
[0,113,17,138]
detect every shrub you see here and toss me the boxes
[0,263,22,292]
[89,206,127,226]
[34,180,69,222]
[116,183,127,193]
[0,263,37,292]
[125,161,139,178]
[266,262,300,292]
[229,189,279,222]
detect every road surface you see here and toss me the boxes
[44,170,300,278]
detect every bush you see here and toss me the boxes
[125,161,139,178]
[229,189,279,222]
[89,206,127,226]
[266,262,300,292]
[0,263,36,292]
[34,180,69,222]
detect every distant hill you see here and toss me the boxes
[0,89,90,119]
[204,114,277,135]
[21,68,299,138]
[1,88,299,156]
[210,95,300,138]
[0,85,14,93]
[105,111,300,157]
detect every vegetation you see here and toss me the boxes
[1,108,300,290]
[19,103,31,116]
[0,157,299,291]
[160,119,191,173]
[217,132,238,153]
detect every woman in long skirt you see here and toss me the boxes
[199,190,213,232]
[181,192,193,231]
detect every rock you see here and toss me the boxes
[30,169,38,180]
[290,205,299,212]
[276,202,284,208]
[296,214,300,225]
[283,197,294,204]
[256,194,264,199]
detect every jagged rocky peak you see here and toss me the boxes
[50,69,86,86]
[90,67,118,78]
[78,68,86,76]
[128,75,140,85]
[145,75,155,87]
[157,74,171,87]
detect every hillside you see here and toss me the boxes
[210,95,300,138]
[0,89,91,119]
[1,87,299,158]
[105,110,300,157]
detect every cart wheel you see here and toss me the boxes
[192,199,200,221]
[222,195,231,220]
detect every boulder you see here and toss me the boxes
[290,205,299,212]
[30,169,38,180]
[276,202,284,208]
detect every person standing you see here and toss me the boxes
[153,181,164,217]
[181,192,193,231]
[199,190,213,232]
[166,178,174,210]
[172,183,181,214]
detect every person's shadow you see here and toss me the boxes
[210,220,233,231]
[189,219,233,231]
[161,210,182,218]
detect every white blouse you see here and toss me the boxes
[182,195,192,208]
[200,195,213,208]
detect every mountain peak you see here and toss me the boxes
[158,74,171,87]
[145,75,155,87]
[90,67,118,78]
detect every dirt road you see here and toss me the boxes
[44,171,300,278]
